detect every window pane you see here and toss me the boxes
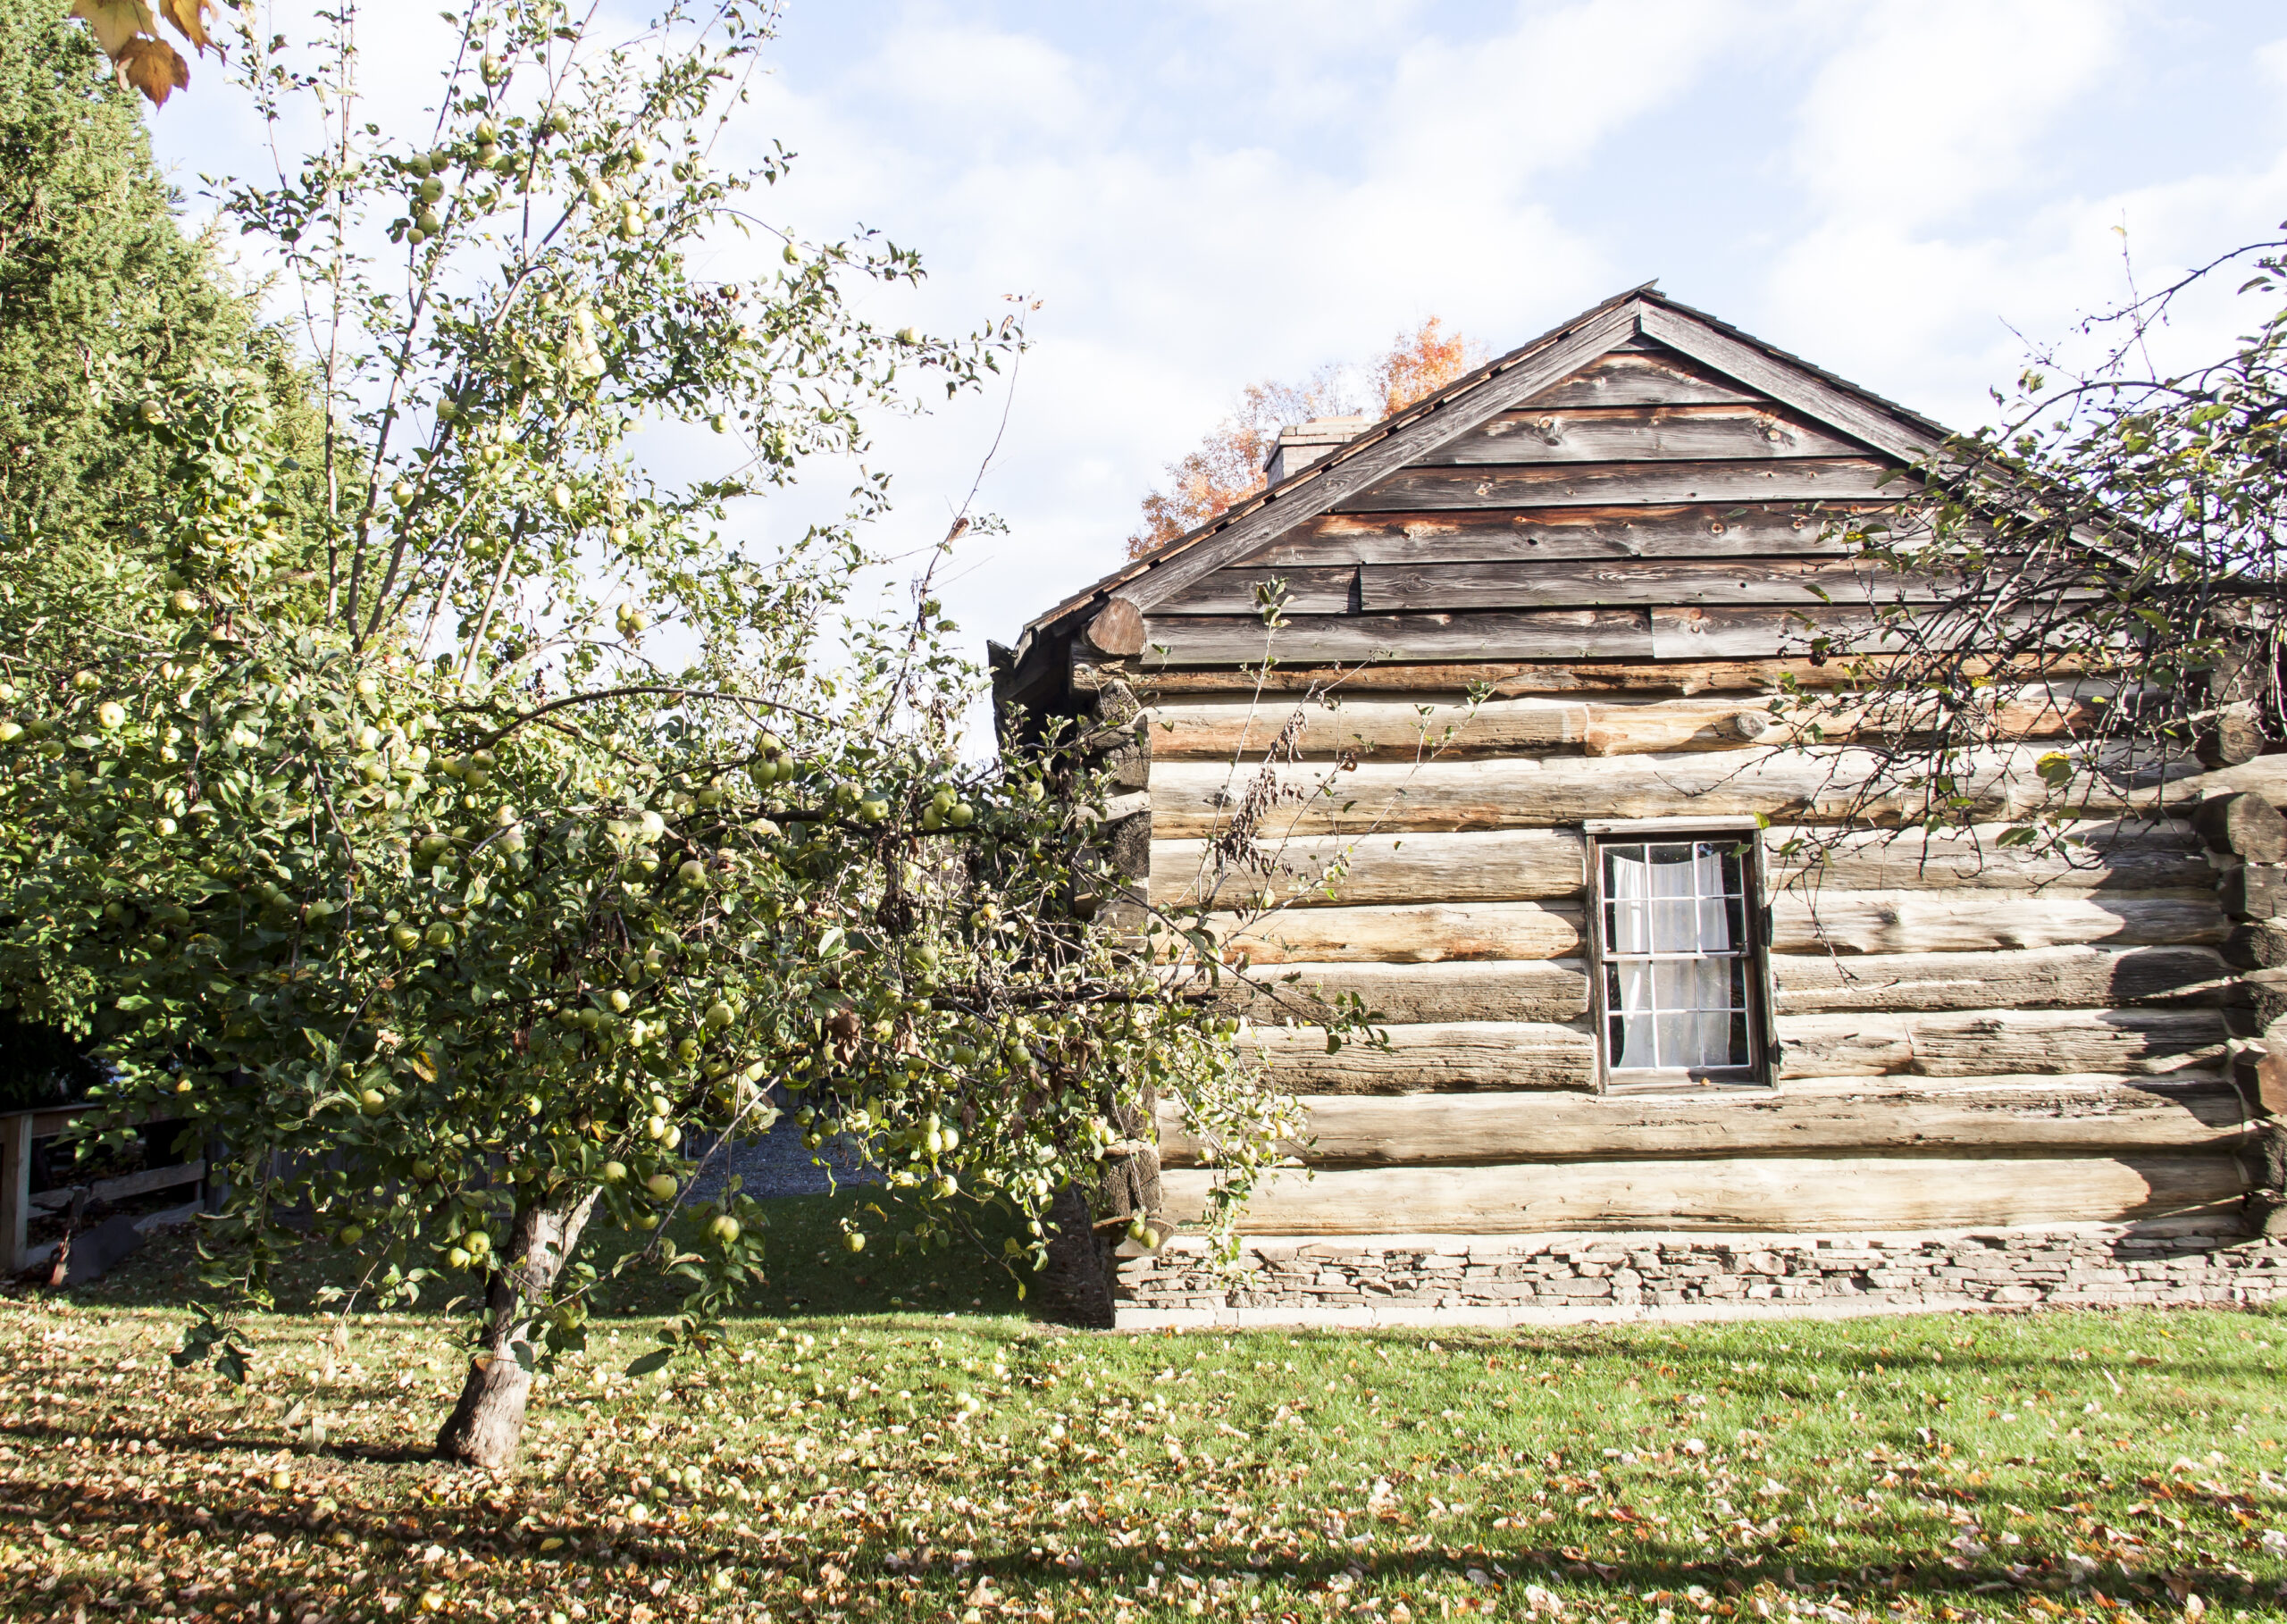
[1598,833,1762,1080]
[1650,898,1697,952]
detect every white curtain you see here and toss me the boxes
[1606,844,1737,1072]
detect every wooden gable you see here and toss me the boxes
[1132,331,1934,669]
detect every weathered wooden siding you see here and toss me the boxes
[1109,331,2258,1240]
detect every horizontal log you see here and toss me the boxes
[1087,653,2083,699]
[1244,1021,1594,1094]
[1515,351,1764,409]
[1158,1152,2244,1234]
[1770,892,2224,955]
[1355,558,1945,614]
[1775,1008,2227,1080]
[1197,900,1583,965]
[1244,506,1883,566]
[1146,693,2057,763]
[1156,1076,2249,1168]
[1198,947,2224,1025]
[1146,744,2215,839]
[1152,829,1586,909]
[1133,604,2011,667]
[1339,458,1910,512]
[1772,945,2229,1015]
[1768,820,2208,892]
[1419,406,1872,467]
[1197,958,1591,1025]
[1136,607,1656,666]
[1147,697,1588,760]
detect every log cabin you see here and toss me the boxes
[993,285,2287,1327]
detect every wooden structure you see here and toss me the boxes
[0,1104,205,1276]
[993,287,2287,1325]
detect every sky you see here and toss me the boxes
[149,0,2287,674]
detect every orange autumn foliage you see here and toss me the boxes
[1126,317,1487,558]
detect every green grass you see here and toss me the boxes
[4,1216,2286,1624]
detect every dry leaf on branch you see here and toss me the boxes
[69,0,219,107]
[159,0,219,55]
[67,0,155,59]
[114,34,190,105]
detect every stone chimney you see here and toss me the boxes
[1263,414,1370,485]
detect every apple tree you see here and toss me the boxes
[0,0,1298,1470]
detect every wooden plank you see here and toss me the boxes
[1156,1076,2249,1167]
[1338,458,1909,513]
[1645,603,1963,658]
[88,1159,205,1204]
[1247,1020,1596,1094]
[1768,820,2209,893]
[1513,350,1763,409]
[1158,1152,2244,1234]
[1200,958,1591,1025]
[1155,565,1357,616]
[1200,900,1583,966]
[1357,557,1944,613]
[1119,298,1645,614]
[1146,697,1588,761]
[1637,305,1942,467]
[1147,744,2182,840]
[1771,892,2225,956]
[1136,608,1655,666]
[1772,945,2229,1015]
[1422,406,1872,466]
[1243,505,1886,566]
[1775,1008,2228,1080]
[1152,828,1587,909]
[0,1113,27,1277]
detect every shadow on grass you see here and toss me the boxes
[10,1446,2251,1619]
[45,1186,1048,1323]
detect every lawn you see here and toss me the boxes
[4,1202,2286,1624]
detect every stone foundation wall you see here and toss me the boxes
[1113,1224,2287,1329]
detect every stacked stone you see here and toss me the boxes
[1115,1227,2287,1327]
[2205,791,2287,1235]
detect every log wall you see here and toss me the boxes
[1034,324,2280,1315]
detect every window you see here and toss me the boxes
[1587,825,1769,1092]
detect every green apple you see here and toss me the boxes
[708,1216,740,1244]
[645,1174,677,1201]
[390,924,421,951]
[359,1088,389,1116]
[601,1160,627,1185]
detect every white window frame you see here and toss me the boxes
[1582,816,1774,1095]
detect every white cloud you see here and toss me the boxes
[1788,0,2124,226]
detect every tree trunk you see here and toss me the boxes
[433,1191,597,1470]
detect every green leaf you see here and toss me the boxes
[625,1347,674,1378]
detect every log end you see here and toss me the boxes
[1085,597,1148,657]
